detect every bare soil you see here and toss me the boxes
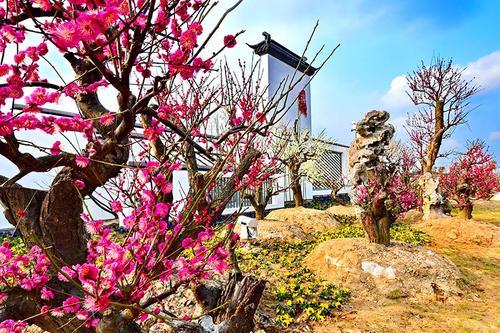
[252,207,341,243]
[307,202,500,333]
[325,205,357,217]
[265,207,341,233]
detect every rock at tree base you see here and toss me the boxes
[326,205,357,217]
[265,207,340,232]
[248,207,341,243]
[243,221,309,243]
[420,172,448,220]
[305,238,467,303]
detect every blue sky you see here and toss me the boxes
[1,1,498,229]
[219,0,500,164]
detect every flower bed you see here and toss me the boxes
[237,217,430,328]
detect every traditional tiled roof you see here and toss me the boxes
[248,32,317,76]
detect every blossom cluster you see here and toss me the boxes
[0,0,257,329]
[440,141,499,207]
[0,162,234,328]
[351,149,420,219]
[0,112,93,138]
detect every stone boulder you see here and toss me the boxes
[305,238,466,303]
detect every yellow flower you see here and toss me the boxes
[276,314,294,327]
[296,296,305,304]
[305,307,315,316]
[286,300,293,306]
[320,303,329,309]
[278,286,287,294]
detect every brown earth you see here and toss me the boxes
[265,207,341,233]
[252,207,341,243]
[325,205,357,217]
[416,216,499,248]
[251,220,309,243]
[307,203,500,333]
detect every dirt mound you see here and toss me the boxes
[325,205,357,217]
[305,238,466,304]
[416,217,500,248]
[252,219,309,243]
[265,207,340,233]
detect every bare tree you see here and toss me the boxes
[405,56,479,218]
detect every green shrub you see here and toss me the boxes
[390,223,431,246]
[0,234,26,255]
[329,213,357,225]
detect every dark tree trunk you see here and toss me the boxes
[458,201,473,219]
[173,275,266,333]
[360,195,393,246]
[245,183,274,221]
[38,170,89,265]
[290,176,303,207]
[361,213,392,246]
[215,275,266,333]
[330,188,345,206]
[425,99,445,173]
[254,205,265,220]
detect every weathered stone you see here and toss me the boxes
[361,261,396,279]
[305,238,467,303]
[348,110,395,245]
[419,172,447,220]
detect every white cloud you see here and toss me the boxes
[381,50,500,113]
[490,131,500,141]
[380,75,412,111]
[463,51,500,91]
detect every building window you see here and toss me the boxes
[312,150,343,191]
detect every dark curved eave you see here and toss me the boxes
[248,32,317,76]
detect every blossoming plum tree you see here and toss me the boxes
[349,112,419,245]
[239,137,292,220]
[386,141,421,217]
[405,57,479,219]
[275,123,329,207]
[440,141,500,219]
[0,1,333,332]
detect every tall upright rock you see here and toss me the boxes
[349,111,395,245]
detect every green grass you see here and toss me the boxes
[451,200,500,226]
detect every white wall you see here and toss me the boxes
[264,55,312,131]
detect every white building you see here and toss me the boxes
[158,33,350,218]
[0,34,350,230]
[201,32,351,215]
